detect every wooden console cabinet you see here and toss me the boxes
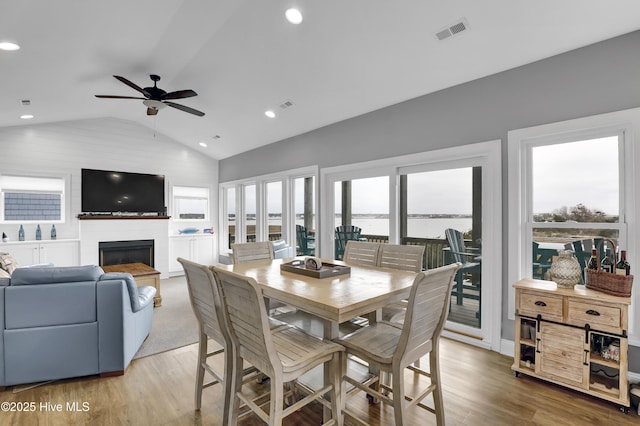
[512,278,631,411]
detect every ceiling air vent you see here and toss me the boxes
[435,18,469,41]
[279,100,294,110]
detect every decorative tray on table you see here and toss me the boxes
[280,258,351,279]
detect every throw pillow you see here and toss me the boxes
[0,252,18,275]
[0,268,10,278]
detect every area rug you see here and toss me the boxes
[133,275,199,359]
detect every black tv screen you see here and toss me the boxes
[81,168,165,214]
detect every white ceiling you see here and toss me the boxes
[2,0,640,160]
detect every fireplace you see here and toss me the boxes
[99,239,155,267]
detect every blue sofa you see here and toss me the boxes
[0,265,155,389]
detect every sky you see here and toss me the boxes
[532,136,618,215]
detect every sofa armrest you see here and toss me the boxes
[99,272,155,313]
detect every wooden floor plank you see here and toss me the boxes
[1,338,636,425]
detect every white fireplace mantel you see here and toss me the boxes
[79,217,169,277]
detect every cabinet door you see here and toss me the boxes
[39,241,79,266]
[169,238,192,273]
[537,322,588,389]
[193,237,214,265]
[5,243,40,266]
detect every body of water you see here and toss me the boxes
[348,217,472,238]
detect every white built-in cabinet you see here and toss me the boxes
[2,240,80,267]
[169,234,215,275]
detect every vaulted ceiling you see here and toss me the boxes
[2,1,640,160]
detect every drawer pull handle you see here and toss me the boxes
[534,301,547,307]
[586,310,600,316]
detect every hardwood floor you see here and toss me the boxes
[2,338,636,425]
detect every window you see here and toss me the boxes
[244,184,256,242]
[1,175,65,222]
[219,166,317,254]
[172,186,209,221]
[508,109,638,344]
[266,181,283,241]
[321,141,502,348]
[334,176,389,240]
[224,187,236,249]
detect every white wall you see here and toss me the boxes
[0,117,218,273]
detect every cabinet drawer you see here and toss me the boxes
[567,299,622,334]
[518,291,563,322]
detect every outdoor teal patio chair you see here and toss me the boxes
[444,228,480,322]
[532,242,554,280]
[335,225,362,260]
[295,225,315,256]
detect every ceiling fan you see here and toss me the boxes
[95,74,205,117]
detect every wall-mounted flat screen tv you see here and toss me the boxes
[81,168,165,214]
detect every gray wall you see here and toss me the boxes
[219,31,640,371]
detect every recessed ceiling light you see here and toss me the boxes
[265,110,276,119]
[20,114,34,120]
[199,142,208,148]
[285,8,303,25]
[0,41,20,51]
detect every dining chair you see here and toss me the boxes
[231,241,284,316]
[295,224,315,256]
[337,262,461,426]
[378,244,425,323]
[378,243,425,272]
[177,258,261,422]
[230,241,274,264]
[335,225,362,260]
[211,266,345,426]
[343,240,380,266]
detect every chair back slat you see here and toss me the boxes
[212,268,278,376]
[343,241,380,267]
[378,244,425,272]
[395,262,461,364]
[178,258,226,345]
[231,241,273,264]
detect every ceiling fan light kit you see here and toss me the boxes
[95,74,205,117]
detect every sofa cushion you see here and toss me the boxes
[0,252,18,275]
[11,265,104,286]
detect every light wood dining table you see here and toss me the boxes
[218,258,419,423]
[218,257,419,340]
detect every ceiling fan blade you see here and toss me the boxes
[147,107,158,116]
[113,75,146,95]
[95,95,146,99]
[164,101,205,117]
[164,89,198,100]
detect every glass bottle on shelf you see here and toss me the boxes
[35,224,42,241]
[615,250,630,276]
[18,225,25,241]
[601,248,613,273]
[50,224,57,240]
[587,249,598,270]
